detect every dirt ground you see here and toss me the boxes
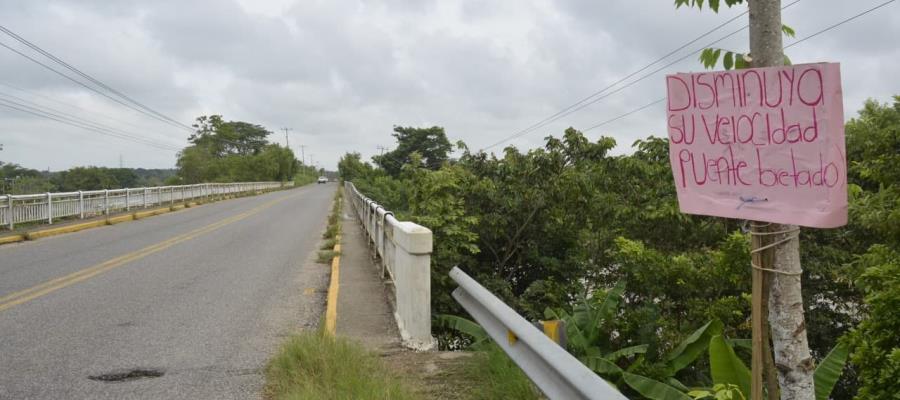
[380,349,477,400]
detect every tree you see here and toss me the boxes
[177,115,297,183]
[189,115,271,157]
[842,97,900,400]
[373,126,452,176]
[337,152,374,182]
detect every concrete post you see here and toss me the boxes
[46,192,53,224]
[386,217,435,350]
[125,189,130,212]
[104,189,109,215]
[143,188,148,208]
[79,191,84,219]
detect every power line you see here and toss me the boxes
[0,97,181,151]
[0,81,150,131]
[575,0,897,138]
[0,40,191,134]
[0,25,194,132]
[498,8,750,145]
[783,0,895,50]
[583,98,666,132]
[482,0,804,151]
[0,89,182,150]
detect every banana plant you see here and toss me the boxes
[544,280,725,400]
[707,335,849,400]
[435,314,491,350]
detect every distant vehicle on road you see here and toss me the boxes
[317,176,328,184]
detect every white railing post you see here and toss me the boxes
[6,194,15,230]
[104,189,109,215]
[46,192,53,225]
[78,190,84,219]
[125,188,130,212]
[143,188,148,208]
[6,195,13,230]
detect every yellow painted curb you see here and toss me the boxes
[170,204,186,211]
[134,207,171,219]
[106,214,135,225]
[324,242,341,336]
[25,220,107,240]
[0,234,26,245]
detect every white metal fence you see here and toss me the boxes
[345,181,435,350]
[1,182,288,230]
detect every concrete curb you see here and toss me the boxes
[133,207,172,219]
[0,234,26,245]
[25,220,107,240]
[325,240,341,336]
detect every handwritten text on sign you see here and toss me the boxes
[666,63,847,228]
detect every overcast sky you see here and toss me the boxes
[1,0,897,171]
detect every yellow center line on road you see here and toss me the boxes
[0,193,298,313]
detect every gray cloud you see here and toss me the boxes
[0,0,897,171]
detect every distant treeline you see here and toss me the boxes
[0,162,177,194]
[2,114,322,195]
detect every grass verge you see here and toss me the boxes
[460,345,543,400]
[265,331,417,400]
[316,188,343,263]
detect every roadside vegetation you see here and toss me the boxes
[316,187,343,264]
[265,331,416,400]
[340,97,900,399]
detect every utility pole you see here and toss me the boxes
[377,145,387,156]
[748,1,814,399]
[298,145,306,165]
[281,127,292,148]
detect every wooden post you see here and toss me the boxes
[751,223,766,400]
[749,1,815,399]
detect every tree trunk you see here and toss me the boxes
[766,224,815,399]
[749,1,816,399]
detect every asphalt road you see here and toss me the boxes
[0,183,335,399]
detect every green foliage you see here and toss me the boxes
[688,384,746,400]
[460,344,543,400]
[373,126,452,176]
[839,97,900,400]
[0,162,177,194]
[348,95,898,398]
[434,314,490,350]
[177,115,299,183]
[708,335,751,398]
[844,245,900,400]
[815,342,850,400]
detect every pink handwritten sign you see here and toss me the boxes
[666,63,847,228]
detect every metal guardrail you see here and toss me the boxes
[450,267,627,400]
[0,181,289,230]
[345,181,436,350]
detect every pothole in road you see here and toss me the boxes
[88,368,165,383]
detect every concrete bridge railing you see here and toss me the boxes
[344,181,435,350]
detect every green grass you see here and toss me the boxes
[322,223,340,239]
[459,345,543,400]
[265,332,417,400]
[316,250,340,264]
[319,238,337,250]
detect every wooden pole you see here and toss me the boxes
[750,223,767,400]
